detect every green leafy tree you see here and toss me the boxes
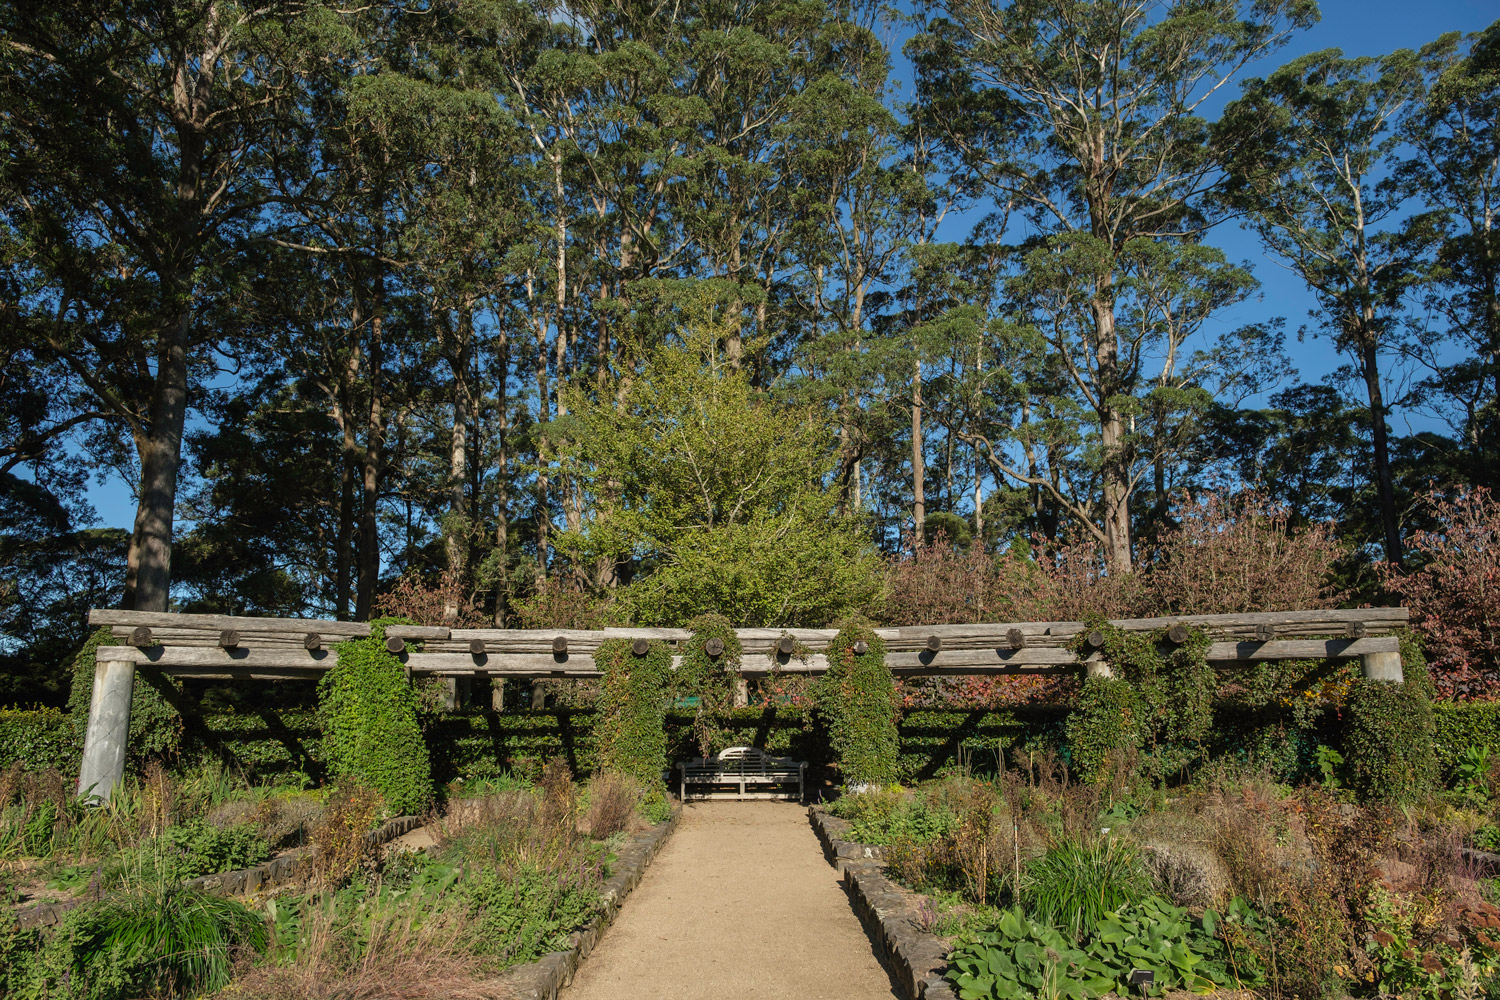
[557,320,882,627]
[910,0,1316,570]
[1403,22,1500,480]
[1217,48,1444,563]
[0,3,324,611]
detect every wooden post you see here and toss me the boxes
[441,677,459,711]
[454,675,472,709]
[1361,650,1404,683]
[77,658,135,802]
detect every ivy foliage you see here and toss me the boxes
[1066,618,1216,782]
[66,626,184,769]
[816,623,899,787]
[594,637,673,784]
[1066,675,1142,784]
[1343,630,1437,803]
[674,613,742,756]
[318,618,432,815]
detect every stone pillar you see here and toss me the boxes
[1361,650,1404,683]
[77,658,135,803]
[490,678,505,712]
[1084,658,1114,680]
[733,678,749,708]
[440,677,459,711]
[454,675,472,709]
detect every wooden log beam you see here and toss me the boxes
[96,635,1402,679]
[90,609,370,636]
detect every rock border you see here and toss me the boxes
[492,808,680,1000]
[809,805,957,1000]
[14,813,424,929]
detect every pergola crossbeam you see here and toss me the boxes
[77,608,1410,801]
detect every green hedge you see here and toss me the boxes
[1433,701,1500,775]
[0,707,81,773]
[10,698,1500,791]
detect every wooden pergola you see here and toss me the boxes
[77,606,1410,800]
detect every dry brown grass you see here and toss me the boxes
[308,783,383,888]
[225,907,516,1000]
[584,771,641,839]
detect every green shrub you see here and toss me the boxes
[460,861,602,968]
[947,898,1241,1000]
[594,638,672,785]
[318,619,432,815]
[4,884,264,999]
[1065,676,1142,785]
[848,796,957,846]
[1434,700,1500,778]
[0,707,79,773]
[817,624,899,787]
[1342,639,1438,803]
[1020,839,1151,942]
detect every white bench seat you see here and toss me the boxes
[679,746,806,802]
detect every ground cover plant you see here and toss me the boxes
[830,756,1500,1000]
[218,761,669,1000]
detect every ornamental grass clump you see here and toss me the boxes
[1020,838,1151,942]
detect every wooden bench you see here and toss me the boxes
[679,746,806,802]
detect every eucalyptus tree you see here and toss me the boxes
[1217,48,1443,562]
[0,2,325,610]
[1403,22,1500,476]
[909,0,1316,571]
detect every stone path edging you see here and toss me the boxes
[494,808,681,1000]
[809,806,957,1000]
[13,813,424,929]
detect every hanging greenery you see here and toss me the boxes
[594,637,673,784]
[674,613,742,756]
[1065,617,1215,782]
[1065,675,1143,785]
[318,618,432,815]
[1343,630,1437,803]
[816,623,899,788]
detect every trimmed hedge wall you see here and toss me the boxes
[7,698,1500,790]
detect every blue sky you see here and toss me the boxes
[81,0,1497,535]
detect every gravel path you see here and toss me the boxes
[563,801,901,1000]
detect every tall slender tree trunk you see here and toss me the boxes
[1356,317,1403,563]
[123,307,191,612]
[912,359,925,546]
[356,284,385,620]
[1092,290,1133,572]
[494,327,511,627]
[445,300,474,583]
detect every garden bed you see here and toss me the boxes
[812,767,1500,1000]
[811,805,955,1000]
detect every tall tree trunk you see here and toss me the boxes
[494,327,511,627]
[356,289,385,620]
[1357,320,1403,563]
[912,359,925,546]
[1092,293,1133,572]
[123,308,191,612]
[445,300,474,583]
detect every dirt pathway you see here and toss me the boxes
[563,801,900,1000]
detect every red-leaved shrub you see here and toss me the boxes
[375,569,489,627]
[1381,488,1500,699]
[1147,490,1345,616]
